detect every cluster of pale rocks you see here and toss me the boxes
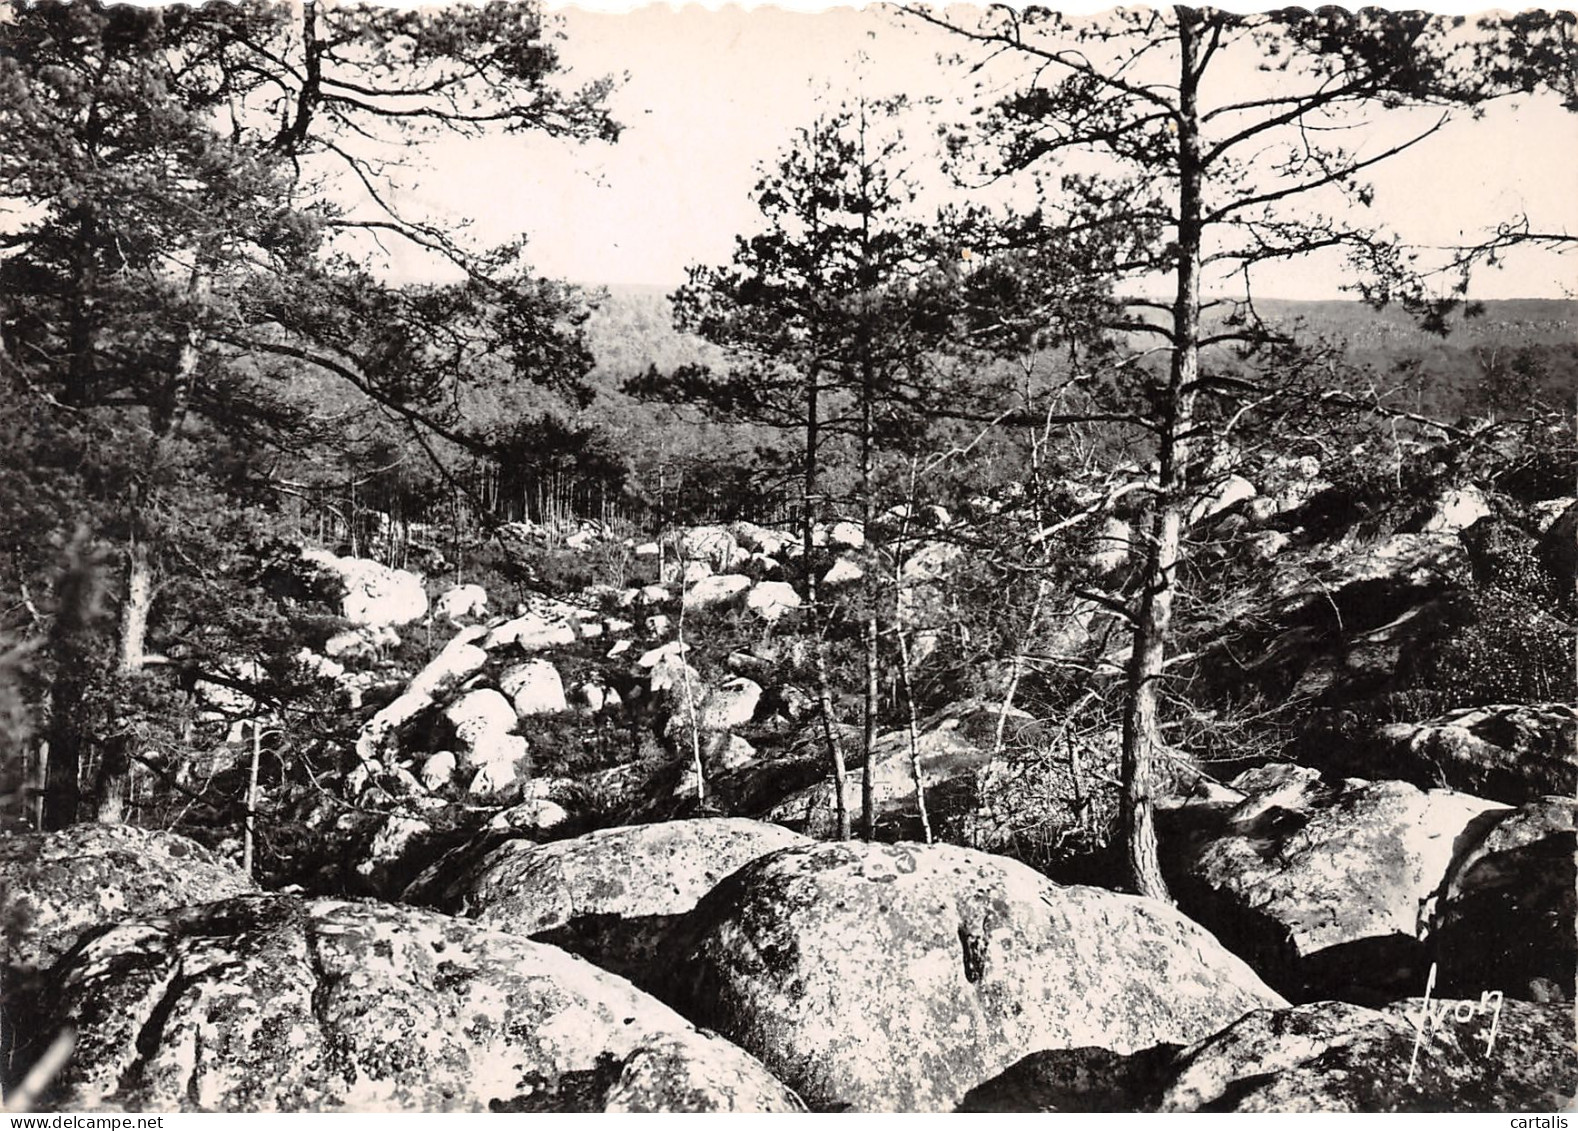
[201,517,967,811]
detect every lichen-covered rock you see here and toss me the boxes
[345,814,434,899]
[962,998,1578,1112]
[1427,795,1576,1002]
[1359,703,1578,805]
[1164,767,1509,1002]
[1154,999,1577,1112]
[404,819,808,989]
[30,895,802,1112]
[0,824,254,974]
[665,840,1285,1112]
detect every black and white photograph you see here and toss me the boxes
[0,0,1574,1114]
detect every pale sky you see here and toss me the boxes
[374,4,1578,301]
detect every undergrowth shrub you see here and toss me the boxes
[1398,588,1573,707]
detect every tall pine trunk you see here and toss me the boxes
[859,347,878,841]
[42,534,104,830]
[1119,12,1203,905]
[41,215,102,828]
[803,364,851,839]
[117,537,153,676]
[94,298,204,823]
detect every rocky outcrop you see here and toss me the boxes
[664,840,1285,1112]
[28,895,801,1112]
[403,819,808,988]
[676,526,748,573]
[300,549,427,628]
[434,583,488,623]
[1427,795,1576,1002]
[354,625,490,763]
[962,999,1578,1112]
[500,659,568,717]
[683,574,751,610]
[1154,998,1576,1112]
[1537,498,1578,593]
[1162,765,1510,1003]
[0,824,254,974]
[745,580,801,622]
[1338,702,1577,805]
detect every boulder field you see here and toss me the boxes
[26,894,802,1113]
[660,839,1287,1112]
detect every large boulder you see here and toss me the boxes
[1426,795,1576,1002]
[1154,998,1576,1112]
[24,895,801,1112]
[1163,765,1509,1003]
[962,999,1578,1112]
[444,689,525,771]
[729,522,796,559]
[434,583,488,624]
[676,526,747,573]
[500,659,568,717]
[0,824,255,975]
[354,626,489,762]
[1352,702,1578,805]
[300,549,427,628]
[1536,497,1578,592]
[745,580,802,622]
[683,574,751,610]
[664,840,1285,1112]
[405,819,809,989]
